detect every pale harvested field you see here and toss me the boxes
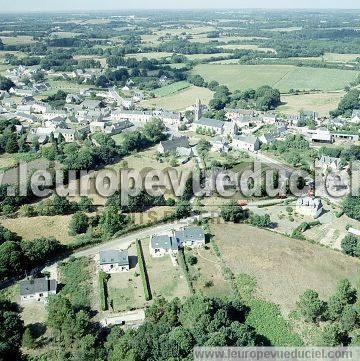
[141,238,190,300]
[125,52,173,60]
[1,35,35,45]
[212,223,360,313]
[1,215,74,245]
[278,91,346,116]
[141,85,213,111]
[323,53,360,63]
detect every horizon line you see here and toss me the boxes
[0,7,360,14]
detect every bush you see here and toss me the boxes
[177,249,194,294]
[341,234,359,257]
[248,213,271,228]
[136,239,152,301]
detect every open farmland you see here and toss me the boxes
[211,223,360,314]
[191,64,359,92]
[153,81,190,97]
[278,91,346,116]
[141,85,213,111]
[125,52,173,60]
[1,35,35,45]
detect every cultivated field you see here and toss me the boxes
[278,91,345,116]
[219,44,276,53]
[211,223,360,314]
[191,64,359,92]
[1,35,35,45]
[125,52,173,60]
[153,81,190,97]
[141,85,213,111]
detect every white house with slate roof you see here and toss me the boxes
[99,249,129,273]
[174,226,205,248]
[351,110,360,123]
[20,277,57,302]
[149,235,179,258]
[232,135,260,152]
[193,117,224,135]
[149,226,206,257]
[296,197,323,219]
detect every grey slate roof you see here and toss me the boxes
[150,235,178,251]
[20,278,57,296]
[233,134,259,145]
[99,250,129,266]
[175,226,205,244]
[196,117,224,129]
[160,136,189,153]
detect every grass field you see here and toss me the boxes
[1,35,35,45]
[125,52,173,60]
[278,91,345,116]
[211,223,360,314]
[141,238,190,300]
[141,85,213,111]
[185,52,230,61]
[219,44,276,53]
[323,53,360,63]
[153,81,190,97]
[0,215,74,245]
[185,246,232,298]
[191,64,359,92]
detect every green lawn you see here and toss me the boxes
[153,81,190,97]
[191,64,359,92]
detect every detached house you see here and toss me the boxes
[149,235,179,258]
[158,135,191,155]
[20,277,57,302]
[296,197,323,219]
[351,110,360,123]
[315,156,342,172]
[174,226,205,248]
[232,135,260,152]
[99,249,130,273]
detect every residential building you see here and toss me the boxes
[193,117,224,135]
[296,197,323,218]
[158,135,190,154]
[350,110,360,123]
[149,235,178,257]
[307,128,333,143]
[174,226,205,248]
[315,156,342,172]
[20,277,57,302]
[99,249,130,273]
[232,135,260,152]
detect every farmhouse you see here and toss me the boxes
[99,249,130,273]
[149,235,179,258]
[296,197,323,219]
[232,135,260,152]
[20,277,57,302]
[174,226,206,248]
